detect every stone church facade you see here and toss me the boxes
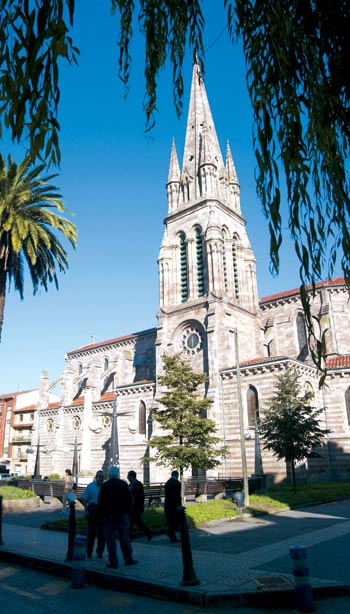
[31,63,350,484]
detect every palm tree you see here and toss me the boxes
[0,154,77,341]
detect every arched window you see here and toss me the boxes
[78,363,83,375]
[247,385,259,427]
[345,388,350,426]
[139,401,146,435]
[232,237,239,300]
[296,312,308,359]
[180,233,188,302]
[304,381,314,400]
[222,228,228,292]
[104,357,109,371]
[195,228,205,297]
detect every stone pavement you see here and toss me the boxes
[0,498,350,609]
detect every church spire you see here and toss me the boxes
[181,61,224,202]
[225,141,241,213]
[166,138,180,212]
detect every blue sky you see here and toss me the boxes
[1,1,309,394]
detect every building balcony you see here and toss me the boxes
[11,454,28,461]
[10,436,32,443]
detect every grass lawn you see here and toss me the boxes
[0,485,36,499]
[39,480,350,532]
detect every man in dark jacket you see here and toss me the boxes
[164,469,182,543]
[98,465,138,569]
[127,470,152,541]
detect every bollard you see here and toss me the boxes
[178,505,200,586]
[0,495,3,546]
[65,500,76,562]
[289,545,315,613]
[71,536,86,589]
[232,490,245,513]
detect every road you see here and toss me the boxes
[1,561,349,614]
[2,498,350,612]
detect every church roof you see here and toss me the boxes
[259,277,346,305]
[326,355,350,368]
[67,327,156,356]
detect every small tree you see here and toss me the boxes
[148,354,226,478]
[259,367,329,489]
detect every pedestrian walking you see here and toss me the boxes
[164,469,182,543]
[61,468,73,514]
[127,470,152,541]
[81,470,106,559]
[98,465,138,569]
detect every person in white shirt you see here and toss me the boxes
[81,470,105,559]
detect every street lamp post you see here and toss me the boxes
[254,419,264,477]
[72,435,79,485]
[109,390,119,467]
[34,436,41,479]
[234,328,250,507]
[107,388,133,468]
[26,436,44,479]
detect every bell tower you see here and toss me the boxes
[156,61,260,414]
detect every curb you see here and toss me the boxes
[1,546,350,609]
[1,496,41,513]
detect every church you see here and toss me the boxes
[31,63,350,485]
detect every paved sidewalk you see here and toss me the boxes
[1,499,350,609]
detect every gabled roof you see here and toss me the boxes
[326,355,350,368]
[67,327,156,356]
[259,277,346,305]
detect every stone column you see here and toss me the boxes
[80,387,93,472]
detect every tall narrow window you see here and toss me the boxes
[104,357,109,371]
[222,229,228,292]
[232,237,239,300]
[247,385,259,427]
[139,401,146,435]
[345,388,350,426]
[78,363,83,375]
[196,228,205,297]
[180,233,188,302]
[296,312,308,360]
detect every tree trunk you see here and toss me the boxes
[179,468,186,504]
[0,267,7,343]
[291,459,297,490]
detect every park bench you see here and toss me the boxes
[143,483,165,507]
[29,480,85,503]
[184,477,243,500]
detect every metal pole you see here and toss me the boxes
[178,506,200,586]
[322,387,333,480]
[72,435,79,485]
[234,329,249,507]
[0,495,3,545]
[110,390,119,467]
[34,436,41,479]
[254,419,264,476]
[65,501,76,562]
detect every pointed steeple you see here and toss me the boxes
[225,141,241,213]
[181,61,224,201]
[166,138,181,212]
[167,138,180,183]
[226,140,238,184]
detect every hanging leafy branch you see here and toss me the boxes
[1,1,350,379]
[231,0,350,379]
[0,0,79,166]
